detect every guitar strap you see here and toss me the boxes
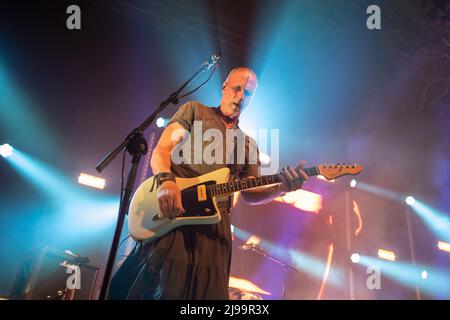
[224,134,242,216]
[226,131,244,179]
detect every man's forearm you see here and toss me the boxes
[150,146,173,174]
[240,184,286,205]
[150,122,186,175]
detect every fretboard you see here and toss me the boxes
[208,166,319,197]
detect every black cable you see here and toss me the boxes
[177,65,218,100]
[119,235,131,250]
[120,148,126,202]
[117,149,131,253]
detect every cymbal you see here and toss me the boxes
[228,288,263,300]
[229,276,271,295]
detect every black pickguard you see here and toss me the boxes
[180,180,217,217]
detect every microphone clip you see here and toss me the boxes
[202,52,222,72]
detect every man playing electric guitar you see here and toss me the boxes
[108,67,309,300]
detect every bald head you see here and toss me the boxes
[225,67,258,86]
[220,67,258,119]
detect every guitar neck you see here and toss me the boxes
[209,166,320,197]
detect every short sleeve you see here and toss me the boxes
[167,101,196,131]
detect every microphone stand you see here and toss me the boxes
[96,57,218,300]
[244,244,298,300]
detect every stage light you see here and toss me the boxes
[327,214,333,225]
[438,241,450,253]
[405,196,416,205]
[421,270,428,280]
[378,248,396,262]
[351,253,360,263]
[316,243,334,300]
[5,148,71,197]
[350,181,403,201]
[232,227,343,287]
[275,189,322,213]
[288,246,343,286]
[408,199,450,242]
[78,172,106,190]
[245,235,261,246]
[357,254,450,297]
[4,147,119,238]
[317,175,335,182]
[0,143,13,158]
[156,117,169,128]
[353,200,363,237]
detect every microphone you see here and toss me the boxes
[64,249,90,265]
[211,52,221,64]
[202,52,222,71]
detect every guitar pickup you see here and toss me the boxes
[197,184,207,202]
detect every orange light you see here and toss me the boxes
[353,200,363,237]
[78,173,105,190]
[328,214,333,225]
[316,243,334,300]
[378,249,396,261]
[317,175,335,183]
[245,235,261,246]
[438,241,450,253]
[275,189,322,213]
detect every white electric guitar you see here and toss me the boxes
[128,164,363,243]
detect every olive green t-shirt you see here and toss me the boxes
[151,101,260,287]
[168,100,260,181]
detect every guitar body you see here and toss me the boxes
[128,167,231,243]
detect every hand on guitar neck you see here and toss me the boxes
[276,160,309,194]
[238,160,309,206]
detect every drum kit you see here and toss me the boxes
[230,241,299,300]
[228,276,271,300]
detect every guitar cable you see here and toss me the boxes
[117,149,132,256]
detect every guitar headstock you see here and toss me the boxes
[317,163,363,180]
